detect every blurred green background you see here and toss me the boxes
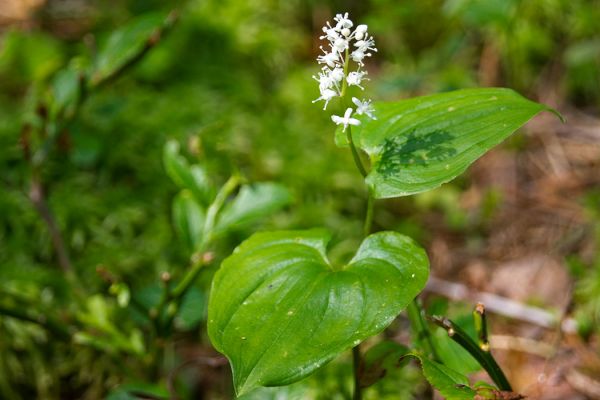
[1,0,599,399]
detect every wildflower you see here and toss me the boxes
[352,97,377,120]
[332,108,361,132]
[354,25,368,40]
[334,13,353,30]
[313,88,337,110]
[313,12,377,125]
[354,37,377,53]
[346,71,367,89]
[350,49,366,64]
[352,37,377,66]
[330,67,345,82]
[313,70,334,91]
[333,38,349,52]
[317,47,339,68]
[320,26,339,42]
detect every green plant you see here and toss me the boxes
[205,12,560,399]
[1,4,577,399]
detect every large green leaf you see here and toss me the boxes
[336,88,558,198]
[208,229,429,396]
[404,353,476,400]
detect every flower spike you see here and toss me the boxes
[313,12,377,126]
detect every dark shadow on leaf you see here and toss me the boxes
[376,129,457,177]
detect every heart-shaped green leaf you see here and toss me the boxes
[336,88,560,198]
[208,229,429,396]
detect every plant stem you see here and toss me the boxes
[407,299,440,362]
[341,48,350,98]
[29,174,73,273]
[341,45,371,400]
[171,175,241,301]
[431,316,512,391]
[154,175,240,335]
[473,302,490,351]
[352,345,362,400]
[363,191,374,237]
[347,128,372,400]
[346,127,368,178]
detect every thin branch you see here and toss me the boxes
[29,175,72,272]
[425,276,577,334]
[489,335,555,358]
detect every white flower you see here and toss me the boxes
[354,37,377,53]
[352,97,376,120]
[334,13,353,30]
[346,71,367,89]
[320,26,339,42]
[333,38,349,52]
[313,12,377,122]
[313,88,337,110]
[313,70,334,91]
[354,24,368,40]
[351,49,366,64]
[331,108,361,132]
[352,36,377,65]
[317,47,339,67]
[330,67,345,82]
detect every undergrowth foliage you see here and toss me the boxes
[1,3,584,399]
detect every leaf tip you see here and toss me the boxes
[546,106,566,123]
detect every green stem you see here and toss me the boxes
[341,48,350,98]
[352,346,362,400]
[407,300,440,362]
[346,127,368,178]
[155,175,241,335]
[197,174,241,253]
[341,46,371,400]
[431,316,512,391]
[473,302,490,351]
[363,192,374,237]
[171,175,241,301]
[349,130,372,400]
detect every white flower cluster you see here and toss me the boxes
[312,12,377,131]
